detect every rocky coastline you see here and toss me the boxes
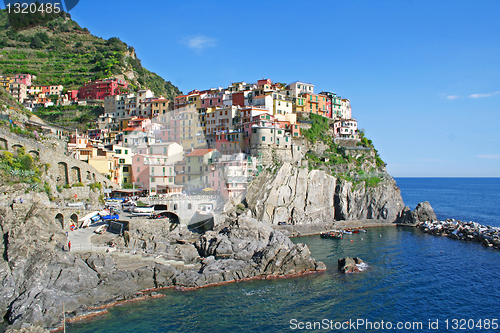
[418,219,500,249]
[0,202,326,331]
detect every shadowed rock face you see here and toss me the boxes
[245,163,405,224]
[0,199,324,330]
[397,201,437,226]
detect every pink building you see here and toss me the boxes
[13,74,33,86]
[78,78,128,100]
[131,154,180,195]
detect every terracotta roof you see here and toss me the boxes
[186,148,214,157]
[123,127,143,132]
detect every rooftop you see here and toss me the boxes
[186,148,215,157]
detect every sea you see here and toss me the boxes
[67,178,500,333]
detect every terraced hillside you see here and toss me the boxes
[0,9,181,99]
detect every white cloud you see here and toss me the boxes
[469,91,500,98]
[182,36,216,52]
[446,95,459,100]
[477,154,500,160]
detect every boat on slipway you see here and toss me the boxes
[94,224,108,234]
[130,205,155,216]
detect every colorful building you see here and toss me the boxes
[78,78,127,100]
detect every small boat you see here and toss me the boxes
[79,211,100,228]
[94,225,108,234]
[131,206,154,214]
[122,200,137,212]
[100,214,119,220]
[342,230,353,235]
[105,200,122,209]
[320,231,342,239]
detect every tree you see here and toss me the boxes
[30,36,44,49]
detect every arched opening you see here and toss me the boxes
[0,138,7,150]
[86,171,92,180]
[70,213,78,225]
[12,144,23,152]
[173,204,178,210]
[71,166,81,184]
[28,150,39,159]
[159,212,180,231]
[58,162,69,185]
[55,213,64,229]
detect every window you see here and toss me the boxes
[125,150,128,155]
[151,177,154,183]
[188,203,192,210]
[123,167,129,172]
[198,157,203,163]
[119,158,125,163]
[262,136,265,141]
[137,167,140,172]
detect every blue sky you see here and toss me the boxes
[4,0,500,176]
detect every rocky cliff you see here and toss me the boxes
[245,162,404,224]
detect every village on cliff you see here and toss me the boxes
[1,74,359,198]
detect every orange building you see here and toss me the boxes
[303,93,329,117]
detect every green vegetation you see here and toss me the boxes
[0,9,181,99]
[0,146,42,184]
[5,2,65,31]
[34,105,103,130]
[88,182,102,191]
[301,113,330,143]
[299,114,386,188]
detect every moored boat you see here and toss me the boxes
[320,231,343,239]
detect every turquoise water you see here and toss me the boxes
[67,178,500,332]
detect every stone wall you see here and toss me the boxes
[0,129,118,198]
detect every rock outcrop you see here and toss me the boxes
[0,198,324,330]
[338,257,365,273]
[334,178,404,221]
[245,163,336,225]
[397,201,437,226]
[196,216,325,277]
[245,163,404,224]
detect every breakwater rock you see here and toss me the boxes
[418,220,500,249]
[245,162,404,224]
[338,257,366,273]
[0,200,324,330]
